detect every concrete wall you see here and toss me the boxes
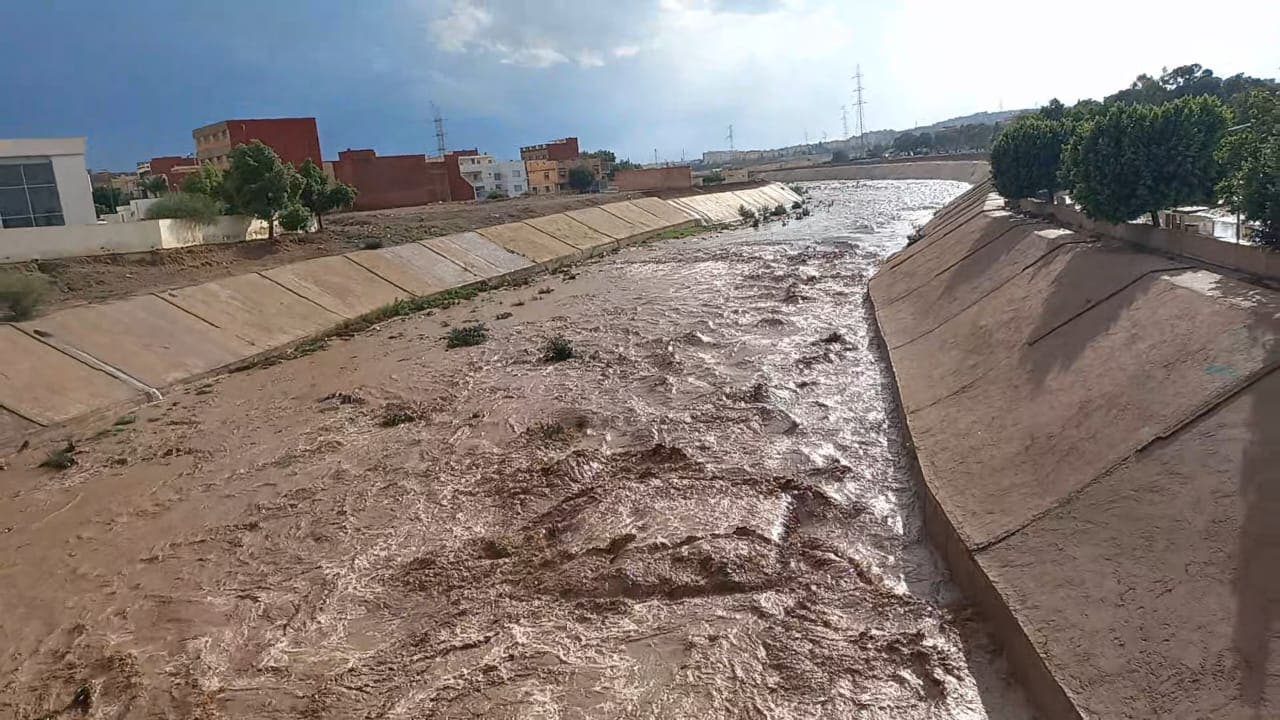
[50,154,97,226]
[615,166,693,192]
[331,149,449,211]
[0,215,277,262]
[759,160,990,184]
[1017,198,1279,282]
[871,185,1280,719]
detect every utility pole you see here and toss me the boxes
[852,65,867,155]
[841,106,849,140]
[726,124,734,152]
[803,129,809,145]
[653,148,659,166]
[431,102,447,156]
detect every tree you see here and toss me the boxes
[221,140,298,239]
[294,159,357,231]
[990,116,1071,199]
[1217,89,1280,244]
[139,174,168,198]
[92,185,126,215]
[1064,95,1229,225]
[587,149,616,163]
[1039,98,1067,121]
[567,166,596,193]
[144,192,221,225]
[181,162,224,199]
[277,203,311,232]
[830,149,850,163]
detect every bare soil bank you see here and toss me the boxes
[0,181,1032,719]
[4,192,639,316]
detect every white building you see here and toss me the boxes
[458,154,527,199]
[0,137,96,228]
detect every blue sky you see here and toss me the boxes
[3,0,1278,171]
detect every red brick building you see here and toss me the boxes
[192,117,322,170]
[519,137,579,162]
[325,148,486,211]
[441,149,479,202]
[614,166,693,192]
[142,155,199,191]
[329,149,451,211]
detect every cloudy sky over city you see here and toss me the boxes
[3,0,1277,169]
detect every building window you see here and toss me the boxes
[513,184,523,192]
[0,160,63,228]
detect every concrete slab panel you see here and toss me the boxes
[630,196,699,226]
[565,206,643,240]
[0,325,141,425]
[21,295,257,388]
[346,242,482,297]
[872,211,1037,302]
[755,184,797,208]
[886,240,1185,412]
[909,268,1280,548]
[523,213,615,253]
[976,369,1280,719]
[263,256,407,319]
[735,188,783,213]
[160,273,343,350]
[599,201,668,232]
[420,232,534,279]
[476,222,580,264]
[673,194,740,225]
[665,198,711,224]
[0,406,39,447]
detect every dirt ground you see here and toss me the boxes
[3,192,643,316]
[0,181,1032,719]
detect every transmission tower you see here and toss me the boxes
[726,124,734,152]
[841,106,849,140]
[431,102,447,156]
[852,65,867,153]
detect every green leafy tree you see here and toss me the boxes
[139,174,168,198]
[277,203,311,232]
[294,159,356,231]
[990,116,1072,199]
[567,166,596,193]
[92,186,126,214]
[181,162,224,199]
[221,140,298,239]
[587,149,616,163]
[1064,95,1229,225]
[1217,89,1280,243]
[144,192,221,225]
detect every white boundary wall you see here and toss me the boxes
[0,215,277,263]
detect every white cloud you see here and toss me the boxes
[429,1,492,52]
[612,45,641,59]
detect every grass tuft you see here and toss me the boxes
[39,441,77,470]
[446,323,489,349]
[542,335,574,362]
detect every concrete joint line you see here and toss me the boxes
[889,239,1104,351]
[152,291,228,331]
[903,365,995,415]
[340,255,417,297]
[1024,265,1195,347]
[974,359,1280,555]
[17,325,161,404]
[883,219,1045,308]
[883,205,993,273]
[255,271,345,317]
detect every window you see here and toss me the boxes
[0,160,63,228]
[513,184,523,192]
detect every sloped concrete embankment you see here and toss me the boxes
[0,186,802,444]
[761,159,990,184]
[870,184,1280,718]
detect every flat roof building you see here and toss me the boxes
[193,117,322,170]
[0,137,96,228]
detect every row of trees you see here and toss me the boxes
[991,64,1277,243]
[891,123,998,155]
[148,141,356,237]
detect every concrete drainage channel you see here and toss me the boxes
[871,181,1280,718]
[0,185,802,445]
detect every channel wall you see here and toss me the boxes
[0,185,801,444]
[870,181,1280,718]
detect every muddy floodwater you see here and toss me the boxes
[0,180,1034,719]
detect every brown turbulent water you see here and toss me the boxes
[0,180,1034,719]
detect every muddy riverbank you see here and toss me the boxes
[0,180,1033,718]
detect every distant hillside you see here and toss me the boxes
[912,109,1030,132]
